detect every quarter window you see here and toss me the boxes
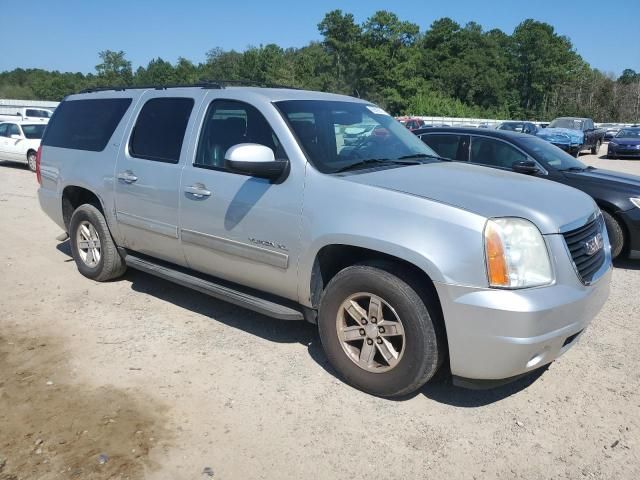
[129,97,194,163]
[0,124,8,137]
[195,100,286,170]
[470,137,526,169]
[41,98,132,151]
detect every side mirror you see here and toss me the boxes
[512,160,539,175]
[10,134,21,140]
[224,143,288,182]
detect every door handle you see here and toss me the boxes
[117,171,138,183]
[185,183,211,198]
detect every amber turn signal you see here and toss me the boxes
[485,221,509,287]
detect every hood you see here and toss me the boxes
[609,138,640,146]
[565,167,640,190]
[537,127,584,144]
[343,162,597,234]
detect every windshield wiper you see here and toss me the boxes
[398,153,452,162]
[333,158,421,173]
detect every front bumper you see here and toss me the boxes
[607,146,640,158]
[434,234,612,381]
[551,143,581,155]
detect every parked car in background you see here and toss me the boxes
[36,84,611,396]
[0,107,53,123]
[497,121,538,135]
[0,121,47,171]
[416,127,640,259]
[607,127,640,159]
[536,117,604,157]
[398,117,426,131]
[600,124,622,141]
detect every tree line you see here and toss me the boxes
[1,10,639,123]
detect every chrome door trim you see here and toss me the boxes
[116,211,179,238]
[181,228,289,269]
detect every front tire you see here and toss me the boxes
[317,264,444,398]
[591,140,601,155]
[602,210,624,259]
[69,204,127,281]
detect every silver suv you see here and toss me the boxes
[37,84,612,397]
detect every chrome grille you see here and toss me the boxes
[562,216,606,284]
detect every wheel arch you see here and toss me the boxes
[61,185,107,231]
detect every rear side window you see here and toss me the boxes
[42,98,132,151]
[129,97,194,163]
[421,134,467,160]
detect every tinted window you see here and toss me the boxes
[549,118,584,130]
[195,100,286,169]
[277,100,437,174]
[421,134,466,160]
[470,137,526,169]
[42,98,132,151]
[520,137,586,170]
[0,124,7,137]
[7,124,20,137]
[21,124,47,139]
[129,97,194,163]
[616,128,640,138]
[26,109,49,118]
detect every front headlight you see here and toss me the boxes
[484,218,553,288]
[630,197,640,209]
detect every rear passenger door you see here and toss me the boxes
[419,133,469,161]
[179,97,304,300]
[114,93,199,266]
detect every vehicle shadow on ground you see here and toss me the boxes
[56,240,544,406]
[0,160,29,171]
[613,257,640,270]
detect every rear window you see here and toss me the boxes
[42,98,132,151]
[21,124,47,139]
[129,97,194,163]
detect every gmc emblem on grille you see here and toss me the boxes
[584,232,604,256]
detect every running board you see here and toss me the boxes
[124,254,304,321]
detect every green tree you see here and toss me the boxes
[95,50,133,86]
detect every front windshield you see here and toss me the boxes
[21,124,46,139]
[520,137,587,171]
[276,100,438,173]
[615,128,640,139]
[548,118,584,130]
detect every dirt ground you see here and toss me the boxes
[1,146,639,480]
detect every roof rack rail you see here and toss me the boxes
[79,81,224,94]
[205,79,301,90]
[78,79,300,94]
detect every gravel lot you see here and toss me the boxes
[1,146,639,480]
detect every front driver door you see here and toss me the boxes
[179,96,304,300]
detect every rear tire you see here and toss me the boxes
[27,150,37,172]
[317,264,444,398]
[602,210,624,259]
[69,204,127,281]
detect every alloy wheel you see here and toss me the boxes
[336,292,406,373]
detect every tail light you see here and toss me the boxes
[36,146,42,185]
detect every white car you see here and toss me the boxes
[0,121,47,171]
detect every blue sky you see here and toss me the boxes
[2,0,639,76]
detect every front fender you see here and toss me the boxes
[297,170,489,306]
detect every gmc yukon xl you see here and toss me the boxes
[37,84,612,397]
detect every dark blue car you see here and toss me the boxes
[607,128,640,159]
